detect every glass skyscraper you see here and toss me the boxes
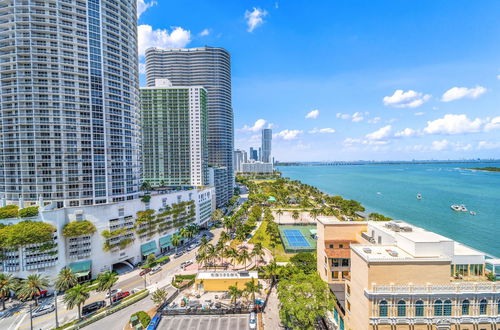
[261,128,272,163]
[145,47,233,207]
[0,0,140,208]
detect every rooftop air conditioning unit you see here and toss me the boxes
[363,248,372,254]
[388,250,399,257]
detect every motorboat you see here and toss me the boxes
[451,204,467,212]
[460,204,468,212]
[416,194,422,200]
[470,211,476,216]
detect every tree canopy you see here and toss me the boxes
[62,220,97,237]
[289,252,317,274]
[0,221,56,247]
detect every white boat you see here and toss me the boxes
[451,204,468,212]
[460,204,468,212]
[416,194,422,200]
[470,211,476,216]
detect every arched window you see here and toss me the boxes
[461,299,470,315]
[434,300,443,316]
[479,299,487,315]
[379,300,388,317]
[443,300,452,316]
[397,300,406,317]
[415,300,424,317]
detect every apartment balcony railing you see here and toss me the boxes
[369,283,499,295]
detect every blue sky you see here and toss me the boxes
[138,0,500,161]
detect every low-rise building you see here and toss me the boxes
[317,217,500,330]
[195,271,258,292]
[240,161,273,173]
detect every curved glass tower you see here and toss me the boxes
[0,0,141,207]
[145,47,234,207]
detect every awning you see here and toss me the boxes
[68,260,92,277]
[159,235,172,248]
[309,229,317,235]
[141,241,157,256]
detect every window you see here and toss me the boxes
[397,300,406,317]
[339,244,344,248]
[434,300,443,316]
[329,244,333,248]
[415,300,424,317]
[479,299,487,315]
[498,299,500,314]
[443,300,452,316]
[379,301,388,317]
[462,300,470,315]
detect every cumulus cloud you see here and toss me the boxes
[274,129,303,140]
[138,25,191,56]
[484,116,500,132]
[431,140,472,151]
[497,74,500,80]
[414,112,425,116]
[441,86,487,102]
[431,139,450,151]
[351,112,364,122]
[305,109,320,119]
[336,112,366,122]
[394,128,418,137]
[199,29,210,37]
[366,125,392,140]
[368,117,381,124]
[336,113,351,120]
[137,0,156,18]
[308,128,336,134]
[343,138,389,146]
[241,119,267,132]
[383,89,431,108]
[245,8,268,32]
[477,141,500,150]
[138,63,146,74]
[423,114,482,135]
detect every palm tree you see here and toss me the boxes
[227,284,242,307]
[237,248,252,270]
[196,250,208,270]
[151,288,168,307]
[219,231,230,245]
[63,284,90,320]
[96,271,118,306]
[276,209,283,224]
[251,243,265,267]
[17,274,49,306]
[171,233,181,252]
[199,236,209,254]
[262,261,279,284]
[0,273,17,310]
[205,244,218,271]
[55,267,78,292]
[244,279,263,304]
[211,209,224,223]
[292,210,300,223]
[224,247,238,269]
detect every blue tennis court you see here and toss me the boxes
[282,229,310,247]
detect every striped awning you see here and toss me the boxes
[140,241,157,256]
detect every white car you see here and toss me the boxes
[181,260,194,268]
[150,266,162,274]
[249,312,257,329]
[32,304,55,318]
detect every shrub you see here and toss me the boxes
[62,220,97,237]
[141,195,151,203]
[0,221,56,247]
[130,311,151,328]
[0,205,19,219]
[18,206,39,218]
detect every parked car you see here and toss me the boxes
[181,260,193,268]
[146,313,162,330]
[105,289,122,298]
[32,304,55,317]
[186,244,196,251]
[173,251,183,258]
[150,266,162,275]
[82,301,106,316]
[249,312,257,329]
[112,291,130,303]
[139,268,151,276]
[34,290,51,298]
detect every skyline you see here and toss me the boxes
[138,0,500,161]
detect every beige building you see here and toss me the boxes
[317,217,500,330]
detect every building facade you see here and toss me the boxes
[0,0,141,208]
[261,128,272,163]
[145,47,233,207]
[317,217,500,330]
[233,149,247,173]
[208,166,229,206]
[249,147,258,161]
[241,161,273,173]
[141,80,208,187]
[0,187,215,280]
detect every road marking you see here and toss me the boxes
[11,311,27,330]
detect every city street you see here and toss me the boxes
[0,228,224,330]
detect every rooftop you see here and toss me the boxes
[351,244,451,263]
[196,271,258,280]
[370,220,452,243]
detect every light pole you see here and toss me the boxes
[143,274,147,289]
[54,290,59,328]
[29,303,33,330]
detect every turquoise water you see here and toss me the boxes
[277,163,500,257]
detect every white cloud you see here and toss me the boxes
[138,63,146,74]
[138,25,191,56]
[309,128,336,134]
[441,86,487,102]
[241,119,267,132]
[199,29,210,37]
[477,141,500,150]
[423,114,482,135]
[336,113,351,120]
[368,117,381,124]
[343,138,389,146]
[305,109,320,119]
[414,112,425,116]
[394,128,417,137]
[366,125,392,140]
[351,112,364,122]
[484,116,500,132]
[274,129,303,140]
[497,74,500,80]
[137,0,157,18]
[383,89,431,108]
[245,8,268,32]
[431,139,450,151]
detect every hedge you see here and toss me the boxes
[63,221,97,237]
[19,206,39,218]
[0,205,19,219]
[130,311,151,328]
[0,221,56,247]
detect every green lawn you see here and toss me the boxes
[249,221,294,262]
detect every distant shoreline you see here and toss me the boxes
[467,167,500,172]
[276,160,500,167]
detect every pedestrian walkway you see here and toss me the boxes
[262,285,282,330]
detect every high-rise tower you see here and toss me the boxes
[0,0,141,208]
[145,47,233,207]
[261,128,272,163]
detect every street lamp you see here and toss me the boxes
[54,290,59,328]
[29,303,33,330]
[143,274,147,289]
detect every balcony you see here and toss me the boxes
[369,282,500,296]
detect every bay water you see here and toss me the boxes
[277,163,500,257]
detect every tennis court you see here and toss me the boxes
[278,225,317,253]
[282,229,310,247]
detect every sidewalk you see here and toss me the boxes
[262,285,282,330]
